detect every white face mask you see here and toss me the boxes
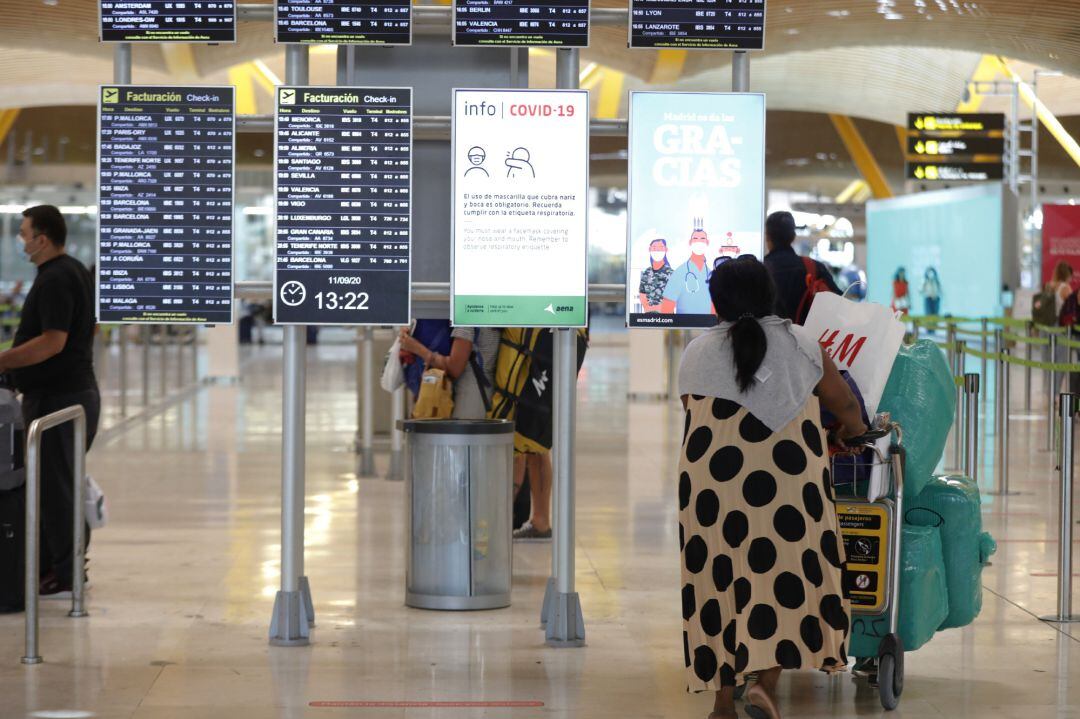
[650,251,666,263]
[690,241,707,256]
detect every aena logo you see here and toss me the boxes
[532,370,549,397]
[817,329,867,368]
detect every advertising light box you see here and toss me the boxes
[451,89,589,327]
[276,0,411,45]
[97,85,235,324]
[274,86,413,326]
[626,92,766,329]
[629,0,765,50]
[454,0,589,47]
[100,0,236,42]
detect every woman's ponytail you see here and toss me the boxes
[730,314,767,392]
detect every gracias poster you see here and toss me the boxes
[625,91,765,329]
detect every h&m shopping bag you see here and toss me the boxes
[803,292,904,416]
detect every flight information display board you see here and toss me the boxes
[274,86,412,326]
[100,0,236,42]
[454,0,589,47]
[276,0,411,45]
[629,0,765,50]
[97,85,235,324]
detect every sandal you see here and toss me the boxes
[744,684,781,719]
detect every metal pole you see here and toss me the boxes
[1049,333,1058,452]
[993,330,1004,488]
[1025,322,1034,411]
[359,328,375,477]
[1010,80,1021,194]
[991,342,1017,495]
[22,405,88,665]
[951,341,966,471]
[191,326,199,384]
[963,373,981,483]
[546,46,585,648]
[177,329,185,388]
[386,382,404,481]
[119,327,128,417]
[981,317,989,399]
[270,44,312,646]
[732,50,750,92]
[159,327,168,398]
[141,325,150,406]
[1040,393,1080,624]
[946,323,957,376]
[113,43,132,84]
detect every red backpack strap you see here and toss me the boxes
[801,256,817,282]
[795,257,818,323]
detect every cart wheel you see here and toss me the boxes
[877,653,901,710]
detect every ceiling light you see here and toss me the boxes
[786,28,800,34]
[42,0,59,5]
[826,9,850,17]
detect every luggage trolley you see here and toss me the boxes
[830,416,906,710]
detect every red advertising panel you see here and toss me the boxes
[1042,204,1080,286]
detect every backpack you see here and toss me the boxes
[1032,287,1059,327]
[795,257,833,325]
[1060,290,1079,328]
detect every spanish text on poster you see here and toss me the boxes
[452,89,589,328]
[626,92,765,329]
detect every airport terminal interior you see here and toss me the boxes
[2,0,1080,717]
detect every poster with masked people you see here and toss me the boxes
[625,92,766,329]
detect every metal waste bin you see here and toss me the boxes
[402,419,514,610]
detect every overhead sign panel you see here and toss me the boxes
[626,92,766,329]
[629,0,765,50]
[905,111,1007,183]
[275,0,411,45]
[100,0,236,42]
[274,86,412,326]
[97,85,235,324]
[452,89,589,327]
[454,0,589,47]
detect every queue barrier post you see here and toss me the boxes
[1025,322,1034,411]
[1048,333,1058,453]
[386,383,404,482]
[990,343,1017,496]
[981,318,989,401]
[946,324,957,378]
[22,404,88,665]
[358,327,375,477]
[963,373,980,483]
[950,341,966,472]
[1040,392,1080,624]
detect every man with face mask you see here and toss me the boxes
[660,223,716,316]
[0,205,98,598]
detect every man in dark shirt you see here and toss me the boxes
[762,210,841,323]
[0,205,99,596]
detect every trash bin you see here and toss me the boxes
[402,419,514,610]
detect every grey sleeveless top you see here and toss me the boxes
[678,317,824,432]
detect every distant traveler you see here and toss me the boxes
[398,325,499,419]
[638,238,673,313]
[762,211,840,324]
[891,268,910,315]
[676,256,865,718]
[921,267,942,317]
[0,205,99,597]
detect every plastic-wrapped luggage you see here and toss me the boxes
[905,475,996,629]
[877,340,956,498]
[847,524,949,658]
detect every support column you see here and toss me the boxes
[114,43,132,85]
[270,45,314,646]
[545,46,585,648]
[358,327,376,476]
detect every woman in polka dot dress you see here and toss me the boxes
[677,257,867,719]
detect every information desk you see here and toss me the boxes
[629,0,764,50]
[274,87,413,326]
[97,86,235,325]
[276,0,411,44]
[100,0,236,42]
[454,0,589,47]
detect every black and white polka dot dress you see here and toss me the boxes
[679,393,850,691]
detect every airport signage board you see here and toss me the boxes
[625,91,766,329]
[454,0,589,47]
[905,112,1007,183]
[100,0,236,42]
[451,89,589,327]
[274,86,412,326]
[97,86,235,324]
[629,0,765,50]
[275,0,411,45]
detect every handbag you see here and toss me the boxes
[803,292,905,416]
[412,367,455,419]
[380,334,405,392]
[85,475,108,530]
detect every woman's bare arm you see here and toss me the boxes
[816,349,868,441]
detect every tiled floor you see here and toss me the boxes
[0,338,1078,719]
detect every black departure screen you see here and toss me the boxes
[276,0,411,44]
[274,87,412,326]
[454,0,589,47]
[97,86,235,324]
[100,0,236,42]
[630,0,765,50]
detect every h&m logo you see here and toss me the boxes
[818,329,867,368]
